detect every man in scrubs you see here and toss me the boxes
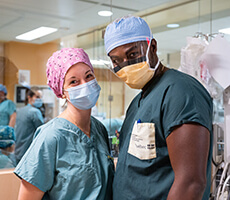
[0,84,16,127]
[104,16,213,200]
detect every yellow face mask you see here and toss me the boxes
[116,60,159,89]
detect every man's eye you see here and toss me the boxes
[112,58,123,65]
[129,52,139,59]
[112,61,117,67]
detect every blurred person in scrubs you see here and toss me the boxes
[14,89,44,164]
[102,118,123,137]
[104,16,213,200]
[0,84,16,127]
[0,125,16,169]
[14,48,114,200]
[34,89,46,119]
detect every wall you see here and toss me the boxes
[0,43,4,83]
[4,41,59,101]
[0,169,21,200]
[169,51,181,69]
[94,68,125,118]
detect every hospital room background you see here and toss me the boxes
[0,0,230,199]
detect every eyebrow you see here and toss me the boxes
[110,45,139,59]
[85,70,92,74]
[66,70,92,81]
[66,76,77,82]
[125,45,138,55]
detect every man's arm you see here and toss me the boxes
[166,123,210,200]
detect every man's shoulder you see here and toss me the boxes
[162,69,208,92]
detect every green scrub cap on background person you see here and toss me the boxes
[0,126,15,149]
[104,16,153,55]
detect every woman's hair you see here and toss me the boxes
[25,89,35,105]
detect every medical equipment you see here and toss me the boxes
[180,33,230,200]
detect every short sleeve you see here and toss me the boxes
[7,100,16,116]
[30,109,44,128]
[162,80,213,138]
[14,127,57,192]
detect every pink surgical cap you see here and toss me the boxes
[46,48,94,98]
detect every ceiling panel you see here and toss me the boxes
[0,0,229,56]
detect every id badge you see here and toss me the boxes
[128,121,156,160]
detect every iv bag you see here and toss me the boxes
[200,35,230,90]
[179,36,208,82]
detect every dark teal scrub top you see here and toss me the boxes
[113,69,213,200]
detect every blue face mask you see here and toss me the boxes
[33,98,43,108]
[66,79,101,110]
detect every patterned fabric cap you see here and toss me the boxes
[46,48,94,98]
[0,126,15,149]
[0,84,7,95]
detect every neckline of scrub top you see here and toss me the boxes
[0,98,7,104]
[56,117,96,146]
[141,68,172,99]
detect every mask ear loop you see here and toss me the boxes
[62,89,71,108]
[146,37,151,66]
[146,38,160,71]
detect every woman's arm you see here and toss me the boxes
[18,179,45,200]
[9,112,16,127]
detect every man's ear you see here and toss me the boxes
[149,38,157,54]
[148,38,158,68]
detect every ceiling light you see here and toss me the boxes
[98,11,113,17]
[219,28,230,35]
[166,24,180,28]
[16,26,58,41]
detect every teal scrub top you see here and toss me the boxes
[113,69,213,200]
[0,99,16,126]
[0,151,15,169]
[14,117,114,200]
[14,104,44,164]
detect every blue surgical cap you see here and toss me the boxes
[0,126,15,149]
[0,84,7,95]
[104,16,153,54]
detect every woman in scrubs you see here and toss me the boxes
[14,89,44,164]
[14,48,114,200]
[0,84,16,127]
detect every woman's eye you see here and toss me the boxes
[70,80,78,85]
[86,74,94,79]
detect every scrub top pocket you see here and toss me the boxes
[128,121,156,160]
